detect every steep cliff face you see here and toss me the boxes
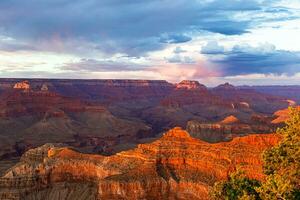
[0,127,280,200]
[186,115,273,143]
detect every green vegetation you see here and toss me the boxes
[258,107,300,199]
[210,170,261,200]
[211,107,300,200]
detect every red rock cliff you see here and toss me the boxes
[0,127,280,200]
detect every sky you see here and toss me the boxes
[0,0,300,86]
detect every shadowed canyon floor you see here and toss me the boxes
[0,127,280,200]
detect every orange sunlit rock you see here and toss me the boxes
[0,127,281,199]
[13,80,30,90]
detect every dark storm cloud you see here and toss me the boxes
[204,42,300,76]
[0,0,274,56]
[222,50,300,76]
[197,20,251,35]
[159,34,192,44]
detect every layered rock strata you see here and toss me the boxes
[0,127,280,200]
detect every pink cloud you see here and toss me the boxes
[150,60,222,82]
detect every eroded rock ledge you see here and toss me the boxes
[0,127,280,200]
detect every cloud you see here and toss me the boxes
[198,20,251,35]
[0,42,36,52]
[159,34,192,44]
[62,58,148,72]
[201,41,225,54]
[0,0,276,56]
[166,55,196,64]
[220,73,300,86]
[173,47,187,54]
[231,43,276,54]
[0,0,300,84]
[153,61,221,82]
[0,69,161,80]
[0,36,36,52]
[205,43,300,76]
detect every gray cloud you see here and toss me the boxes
[0,0,299,81]
[159,34,192,44]
[166,55,196,64]
[173,47,187,54]
[201,41,225,54]
[62,58,148,72]
[0,0,281,56]
[0,42,36,52]
[205,42,300,76]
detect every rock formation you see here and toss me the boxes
[0,78,292,176]
[0,89,150,161]
[0,127,280,200]
[220,115,239,124]
[214,82,236,90]
[13,81,30,90]
[212,83,289,114]
[160,81,228,108]
[186,115,273,143]
[40,84,49,91]
[175,80,207,90]
[272,106,300,124]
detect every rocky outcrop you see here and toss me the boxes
[175,80,207,90]
[40,84,49,91]
[186,119,273,143]
[286,99,296,106]
[160,82,229,108]
[213,82,236,90]
[0,127,280,200]
[13,81,30,90]
[220,115,239,124]
[272,106,300,124]
[187,121,247,142]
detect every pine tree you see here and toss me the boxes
[258,107,300,199]
[211,107,300,200]
[211,170,261,200]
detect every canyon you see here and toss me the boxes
[0,127,281,200]
[0,79,295,174]
[0,79,296,199]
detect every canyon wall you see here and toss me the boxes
[0,127,280,200]
[0,79,292,176]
